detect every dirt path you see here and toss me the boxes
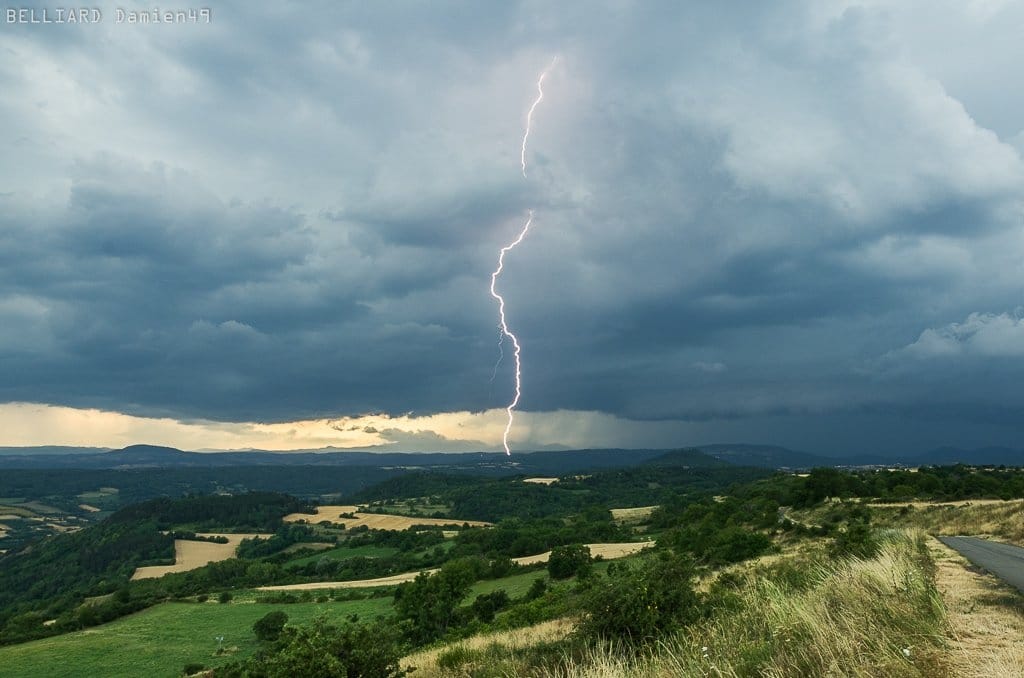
[929,536,1024,676]
[257,541,655,592]
[259,570,435,591]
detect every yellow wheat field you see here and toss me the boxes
[609,506,658,522]
[283,505,491,530]
[511,541,654,566]
[131,533,270,580]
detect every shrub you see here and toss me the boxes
[471,590,510,623]
[214,616,408,677]
[525,577,547,601]
[218,591,232,604]
[548,544,591,580]
[831,519,879,559]
[707,527,773,565]
[578,552,700,644]
[253,610,288,642]
[182,663,206,676]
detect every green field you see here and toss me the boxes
[18,501,61,515]
[78,488,119,500]
[284,544,400,567]
[0,597,394,678]
[364,501,452,517]
[0,506,35,518]
[469,558,622,600]
[469,568,548,599]
[77,489,121,509]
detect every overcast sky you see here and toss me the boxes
[2,1,1024,455]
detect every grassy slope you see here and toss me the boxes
[620,531,947,677]
[408,531,950,677]
[0,597,392,678]
[869,499,1024,545]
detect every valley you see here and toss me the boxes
[2,448,1024,676]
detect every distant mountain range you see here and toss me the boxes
[0,444,669,475]
[0,445,110,456]
[0,442,1020,471]
[693,443,1024,469]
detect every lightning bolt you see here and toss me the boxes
[489,330,504,383]
[491,57,557,456]
[520,57,558,178]
[490,210,533,455]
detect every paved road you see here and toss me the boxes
[938,536,1024,594]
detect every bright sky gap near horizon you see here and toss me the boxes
[3,2,1024,456]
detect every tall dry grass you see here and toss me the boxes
[401,618,575,677]
[871,500,1024,545]
[524,531,949,677]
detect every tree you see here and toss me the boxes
[548,544,591,580]
[393,559,477,644]
[253,610,288,642]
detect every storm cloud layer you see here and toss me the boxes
[2,1,1024,454]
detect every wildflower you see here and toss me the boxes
[902,647,911,659]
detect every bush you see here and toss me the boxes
[548,544,591,580]
[525,577,547,601]
[706,527,773,566]
[214,616,408,678]
[831,519,879,559]
[471,590,510,623]
[218,591,232,604]
[253,610,288,642]
[578,552,700,644]
[182,663,206,676]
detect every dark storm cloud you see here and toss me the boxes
[3,1,1024,453]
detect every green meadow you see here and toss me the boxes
[0,597,393,678]
[282,543,399,567]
